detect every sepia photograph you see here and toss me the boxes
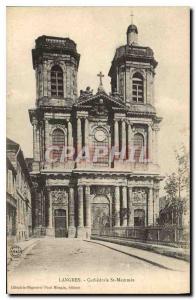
[6,6,190,294]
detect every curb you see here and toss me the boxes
[85,239,174,270]
[91,236,190,262]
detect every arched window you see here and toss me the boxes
[132,73,144,103]
[51,65,64,97]
[52,129,65,162]
[133,133,144,162]
[134,209,145,226]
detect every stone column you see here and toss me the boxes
[32,119,40,171]
[148,188,154,226]
[123,71,126,102]
[84,118,89,165]
[114,186,120,227]
[32,119,37,160]
[114,120,119,157]
[85,186,91,228]
[84,118,89,147]
[45,119,49,153]
[125,67,131,103]
[127,123,132,161]
[67,120,73,160]
[122,186,127,227]
[77,117,82,155]
[117,67,119,91]
[121,120,126,160]
[36,124,40,161]
[153,188,159,225]
[77,185,84,238]
[143,73,147,104]
[68,187,76,237]
[154,127,159,165]
[49,192,53,228]
[46,189,54,236]
[148,124,153,163]
[68,120,73,148]
[85,186,91,239]
[33,119,39,161]
[43,61,48,97]
[128,187,133,227]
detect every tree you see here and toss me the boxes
[161,145,189,227]
[164,173,178,203]
[175,145,190,227]
[175,145,189,199]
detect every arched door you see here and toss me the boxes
[91,195,110,230]
[54,209,67,237]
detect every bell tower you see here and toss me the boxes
[108,23,157,107]
[32,35,80,107]
[29,35,80,173]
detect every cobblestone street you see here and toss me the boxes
[8,238,189,294]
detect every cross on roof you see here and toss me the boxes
[97,71,104,85]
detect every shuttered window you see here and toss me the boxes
[133,133,144,162]
[132,73,144,103]
[52,129,65,162]
[51,65,64,97]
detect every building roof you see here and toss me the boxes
[32,35,80,69]
[6,137,20,151]
[6,137,33,188]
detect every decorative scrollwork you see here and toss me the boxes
[51,190,68,205]
[133,188,147,204]
[91,186,111,195]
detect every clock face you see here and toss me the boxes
[95,130,106,142]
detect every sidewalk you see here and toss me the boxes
[7,237,40,266]
[91,236,190,262]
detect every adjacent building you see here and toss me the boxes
[6,138,33,242]
[29,22,162,238]
[6,156,17,244]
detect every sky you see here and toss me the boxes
[6,6,189,180]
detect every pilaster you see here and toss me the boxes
[77,185,85,238]
[148,188,154,226]
[46,188,55,236]
[122,186,127,227]
[114,186,120,227]
[85,186,91,239]
[128,187,134,227]
[77,117,82,155]
[114,120,119,158]
[68,187,76,237]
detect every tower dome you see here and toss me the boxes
[127,24,138,34]
[127,24,138,45]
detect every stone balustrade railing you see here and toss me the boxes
[91,226,189,248]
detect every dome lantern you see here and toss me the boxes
[127,23,138,45]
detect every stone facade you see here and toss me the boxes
[29,24,162,238]
[6,138,33,242]
[6,156,17,244]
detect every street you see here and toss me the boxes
[8,238,190,294]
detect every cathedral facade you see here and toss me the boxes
[29,23,162,238]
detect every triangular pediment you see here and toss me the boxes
[77,91,126,109]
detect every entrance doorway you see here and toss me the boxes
[134,209,145,227]
[91,195,110,230]
[54,209,67,237]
